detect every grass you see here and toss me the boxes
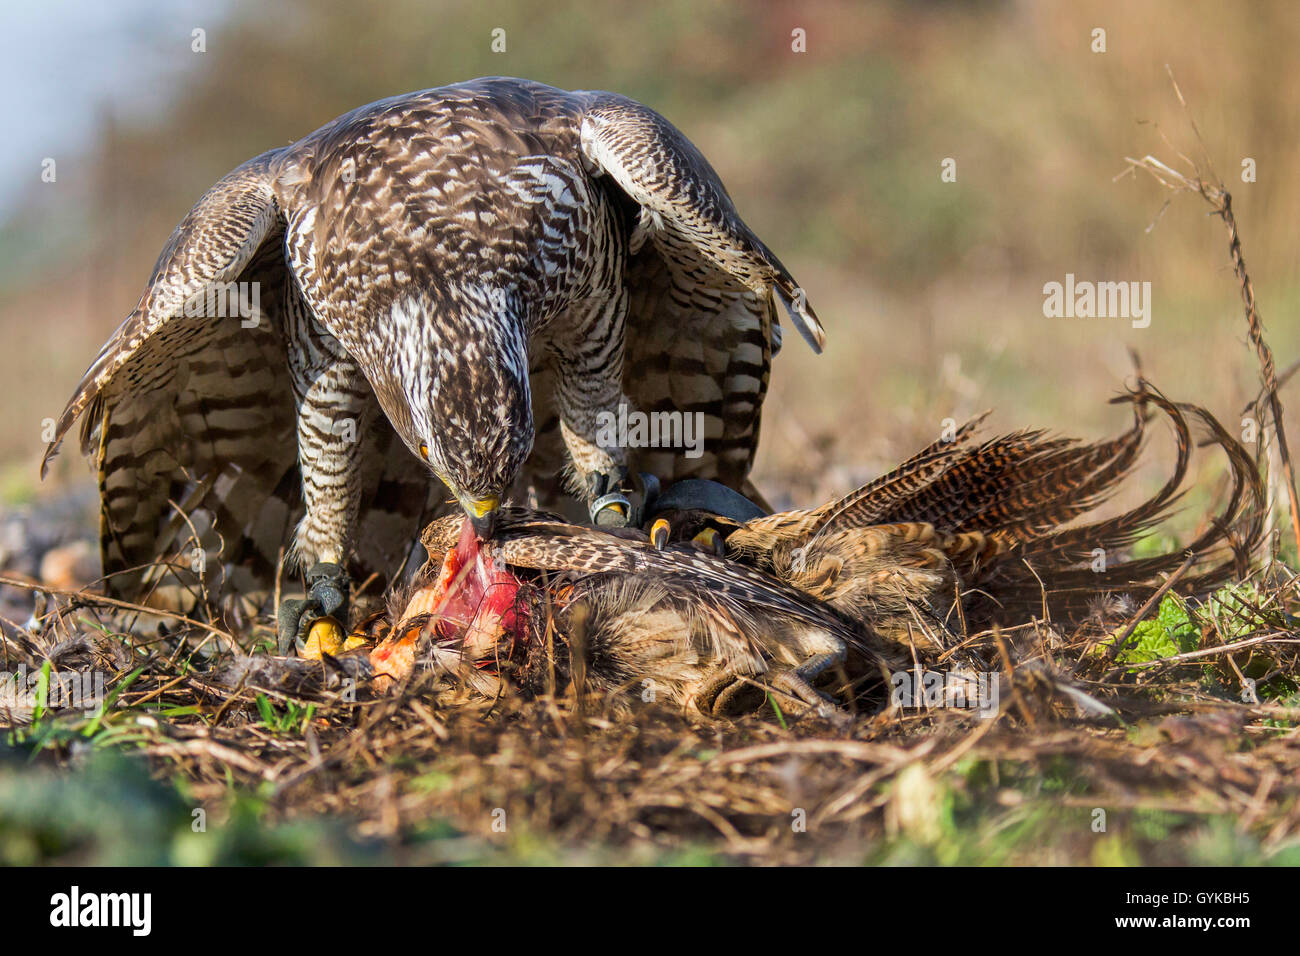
[3,550,1300,866]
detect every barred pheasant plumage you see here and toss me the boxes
[369,385,1262,717]
[41,77,821,640]
[719,386,1261,648]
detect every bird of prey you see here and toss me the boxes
[41,77,824,649]
[366,385,1261,718]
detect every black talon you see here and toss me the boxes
[649,517,671,549]
[276,597,312,655]
[586,468,621,501]
[691,527,726,556]
[633,472,660,515]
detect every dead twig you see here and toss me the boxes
[1121,66,1300,554]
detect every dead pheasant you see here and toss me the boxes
[371,507,893,718]
[366,383,1263,717]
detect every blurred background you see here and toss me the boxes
[2,0,1297,540]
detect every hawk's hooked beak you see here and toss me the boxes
[462,494,500,540]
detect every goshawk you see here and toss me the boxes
[42,77,824,646]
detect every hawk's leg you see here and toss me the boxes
[551,289,637,526]
[277,311,378,655]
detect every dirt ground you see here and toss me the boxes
[2,488,1298,866]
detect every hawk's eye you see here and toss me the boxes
[419,443,430,460]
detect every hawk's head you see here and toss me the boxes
[378,295,534,540]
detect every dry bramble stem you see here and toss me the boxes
[1119,66,1300,555]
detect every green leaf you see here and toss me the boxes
[1110,595,1198,664]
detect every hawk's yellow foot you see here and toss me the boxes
[297,617,347,660]
[276,562,351,655]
